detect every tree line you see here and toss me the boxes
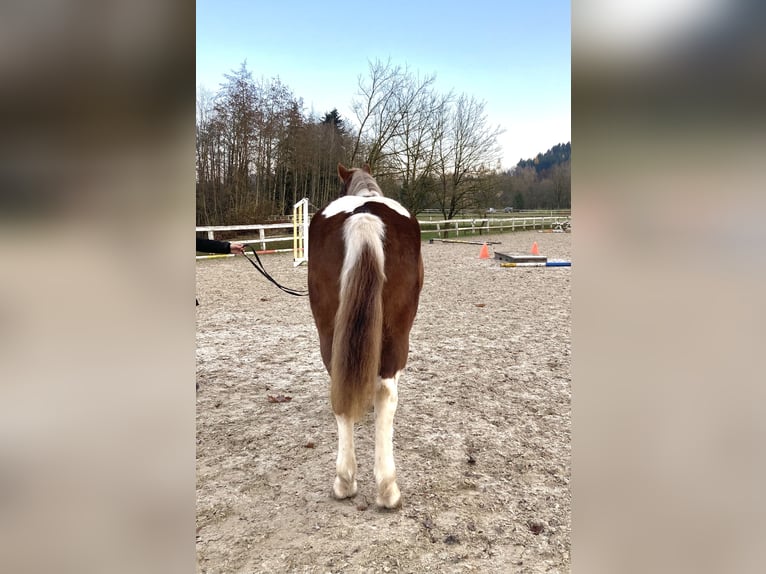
[196,58,569,225]
[495,142,571,211]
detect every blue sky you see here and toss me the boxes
[197,0,570,169]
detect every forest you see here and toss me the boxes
[196,59,570,225]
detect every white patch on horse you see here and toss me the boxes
[322,195,411,219]
[333,413,358,499]
[374,371,401,508]
[340,213,386,289]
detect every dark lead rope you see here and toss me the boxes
[242,245,309,297]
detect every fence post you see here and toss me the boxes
[259,228,266,251]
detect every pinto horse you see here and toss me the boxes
[308,163,424,509]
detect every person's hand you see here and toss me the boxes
[229,242,245,255]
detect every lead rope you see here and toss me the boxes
[242,245,309,297]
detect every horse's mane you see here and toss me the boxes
[346,169,383,197]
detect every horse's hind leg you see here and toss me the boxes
[333,414,358,499]
[374,372,401,509]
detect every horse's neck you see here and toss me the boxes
[347,173,382,198]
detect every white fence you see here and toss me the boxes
[196,222,295,254]
[419,216,570,236]
[196,215,571,259]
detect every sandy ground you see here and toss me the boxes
[196,230,571,573]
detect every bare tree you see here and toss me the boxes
[350,59,437,173]
[387,87,450,214]
[550,161,571,209]
[350,58,401,168]
[196,86,216,224]
[433,94,504,218]
[215,61,259,220]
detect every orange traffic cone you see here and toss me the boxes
[531,241,539,255]
[479,243,490,259]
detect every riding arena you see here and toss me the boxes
[196,168,571,573]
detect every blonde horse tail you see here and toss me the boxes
[330,213,385,422]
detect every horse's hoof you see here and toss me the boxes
[376,482,401,510]
[332,476,358,499]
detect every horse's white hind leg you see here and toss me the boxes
[333,413,357,499]
[374,372,401,509]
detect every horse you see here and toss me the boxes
[307,163,424,509]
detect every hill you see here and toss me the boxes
[516,142,570,174]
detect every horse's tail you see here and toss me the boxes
[330,213,386,422]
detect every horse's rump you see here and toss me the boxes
[308,198,422,420]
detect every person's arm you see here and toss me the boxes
[196,238,232,254]
[196,238,246,255]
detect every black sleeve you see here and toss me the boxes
[196,238,231,254]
